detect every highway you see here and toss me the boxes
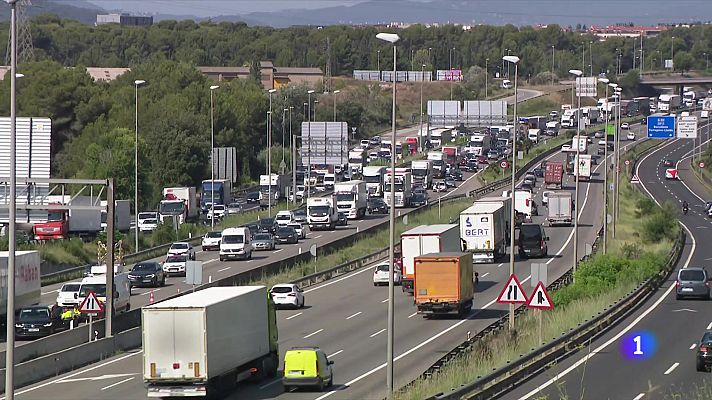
[6,128,642,400]
[503,122,712,400]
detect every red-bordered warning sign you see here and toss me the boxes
[496,274,528,304]
[78,290,104,314]
[526,282,554,310]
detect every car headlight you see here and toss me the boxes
[44,322,53,327]
[14,324,22,328]
[146,274,155,278]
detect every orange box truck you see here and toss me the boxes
[414,252,474,317]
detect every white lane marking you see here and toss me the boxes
[100,377,134,391]
[482,272,490,277]
[140,289,160,296]
[690,343,697,350]
[381,298,389,303]
[516,222,697,399]
[633,394,645,400]
[707,321,712,330]
[370,328,386,338]
[217,267,231,272]
[314,235,323,239]
[41,289,59,295]
[327,350,344,358]
[497,263,504,268]
[204,258,218,264]
[408,312,418,318]
[304,263,373,294]
[247,259,253,262]
[303,328,324,339]
[663,362,680,375]
[286,312,303,320]
[5,351,142,398]
[57,373,137,384]
[346,312,362,320]
[273,249,284,253]
[258,378,282,390]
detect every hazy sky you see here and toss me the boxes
[86,0,365,16]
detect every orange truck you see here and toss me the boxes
[414,252,474,317]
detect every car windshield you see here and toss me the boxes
[205,231,221,238]
[412,169,427,177]
[308,205,330,216]
[79,284,106,297]
[294,210,306,218]
[259,219,274,227]
[132,263,157,271]
[276,214,291,221]
[159,201,185,214]
[271,286,294,294]
[19,308,49,321]
[703,332,712,343]
[212,205,225,211]
[254,234,271,241]
[277,228,294,235]
[60,283,80,293]
[680,269,706,281]
[166,255,187,263]
[376,264,390,272]
[370,199,385,206]
[248,192,259,199]
[171,243,188,250]
[288,224,302,230]
[144,219,158,224]
[138,212,156,220]
[222,235,244,244]
[336,193,356,202]
[520,225,541,240]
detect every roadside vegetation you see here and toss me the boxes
[394,140,680,400]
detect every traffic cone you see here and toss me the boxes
[149,291,155,304]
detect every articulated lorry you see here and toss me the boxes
[159,187,198,225]
[459,197,511,263]
[427,151,446,178]
[657,94,681,112]
[33,196,102,240]
[411,160,433,189]
[362,166,386,197]
[400,224,460,295]
[260,174,287,209]
[0,251,41,317]
[414,252,474,317]
[574,154,593,181]
[384,169,412,208]
[143,286,279,398]
[547,191,573,226]
[544,161,564,189]
[201,179,233,212]
[307,196,338,230]
[334,180,368,219]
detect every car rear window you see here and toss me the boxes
[702,332,712,343]
[166,255,187,263]
[520,225,542,240]
[680,269,706,281]
[61,283,80,292]
[271,286,293,294]
[376,264,389,272]
[205,231,221,238]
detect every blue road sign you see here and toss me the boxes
[647,115,675,139]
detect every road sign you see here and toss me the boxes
[630,174,640,183]
[647,115,675,139]
[700,162,706,169]
[704,98,712,112]
[78,290,103,314]
[677,116,698,139]
[527,282,554,310]
[530,263,547,288]
[496,274,528,304]
[575,77,597,97]
[500,160,509,169]
[624,159,631,166]
[185,261,203,286]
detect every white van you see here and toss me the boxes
[275,210,294,227]
[502,79,513,89]
[219,227,253,261]
[76,273,131,315]
[527,129,541,144]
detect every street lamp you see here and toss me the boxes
[307,90,315,200]
[503,54,519,332]
[569,69,583,279]
[551,45,555,85]
[671,36,675,71]
[376,30,399,398]
[333,90,342,167]
[377,49,381,79]
[598,77,609,253]
[209,85,219,230]
[289,106,295,206]
[267,88,277,217]
[282,108,288,168]
[613,86,622,237]
[589,41,593,76]
[485,58,489,98]
[133,79,145,252]
[449,47,456,100]
[419,64,426,153]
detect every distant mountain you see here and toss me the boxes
[0,0,104,24]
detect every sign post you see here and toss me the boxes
[530,264,548,344]
[185,261,203,293]
[500,160,509,177]
[78,290,104,342]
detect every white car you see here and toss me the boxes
[201,231,222,251]
[275,210,294,227]
[207,204,226,220]
[373,262,403,286]
[434,181,448,193]
[55,282,82,307]
[270,283,305,308]
[621,122,630,130]
[542,191,554,206]
[288,222,307,239]
[162,254,188,276]
[627,132,636,141]
[167,242,196,260]
[561,144,572,152]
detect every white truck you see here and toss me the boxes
[334,180,368,219]
[0,251,41,317]
[503,190,537,222]
[547,191,573,226]
[571,135,588,153]
[362,166,386,197]
[430,128,452,147]
[574,154,593,181]
[384,169,412,208]
[545,121,560,136]
[100,200,131,232]
[259,174,287,209]
[411,160,433,189]
[582,106,600,124]
[561,108,582,128]
[160,187,198,225]
[142,286,279,398]
[469,134,492,156]
[307,196,338,230]
[400,224,460,294]
[348,149,367,177]
[658,94,682,112]
[459,197,511,263]
[427,151,446,178]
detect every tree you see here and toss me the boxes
[674,51,694,74]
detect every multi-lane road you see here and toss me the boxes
[504,121,712,400]
[5,123,652,400]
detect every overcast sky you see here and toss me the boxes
[86,0,366,16]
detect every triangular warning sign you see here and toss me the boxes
[527,282,554,310]
[78,290,104,313]
[630,174,640,183]
[496,274,528,304]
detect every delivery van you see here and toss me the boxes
[219,227,253,261]
[282,347,334,391]
[76,273,131,315]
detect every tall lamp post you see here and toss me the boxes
[485,58,489,98]
[449,47,455,100]
[376,31,399,399]
[608,83,619,239]
[289,106,295,206]
[419,63,426,153]
[333,90,341,167]
[569,69,583,278]
[133,79,145,252]
[503,55,520,331]
[282,108,288,168]
[614,86,622,236]
[551,45,555,85]
[209,84,219,229]
[267,88,277,217]
[307,90,315,200]
[598,77,610,253]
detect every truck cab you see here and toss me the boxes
[307,196,338,230]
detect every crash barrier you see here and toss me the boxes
[13,132,566,388]
[427,228,683,400]
[0,327,140,393]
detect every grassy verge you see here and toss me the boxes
[664,378,712,399]
[394,140,679,400]
[249,198,473,289]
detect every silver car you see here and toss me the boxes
[676,267,711,300]
[288,222,307,239]
[252,233,276,251]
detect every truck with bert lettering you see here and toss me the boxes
[459,197,510,263]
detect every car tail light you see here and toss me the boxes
[288,293,296,297]
[675,280,680,288]
[701,345,709,353]
[173,362,180,369]
[541,240,546,249]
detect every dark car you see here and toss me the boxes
[293,209,308,224]
[15,305,65,339]
[128,261,166,288]
[466,159,479,172]
[368,198,388,214]
[410,192,428,207]
[449,169,463,181]
[444,176,456,188]
[676,267,711,300]
[533,164,544,177]
[696,331,712,371]
[664,159,675,168]
[246,192,260,204]
[258,218,278,234]
[518,223,548,258]
[337,212,348,226]
[370,136,382,146]
[413,187,427,196]
[245,223,259,237]
[275,226,299,244]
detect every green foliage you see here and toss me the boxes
[150,222,178,245]
[642,202,678,242]
[674,51,695,73]
[635,198,656,217]
[618,70,641,92]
